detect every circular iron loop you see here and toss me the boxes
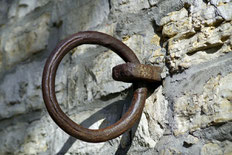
[42,31,148,142]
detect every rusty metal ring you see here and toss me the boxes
[42,31,148,142]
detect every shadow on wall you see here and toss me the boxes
[56,83,159,155]
[56,87,135,155]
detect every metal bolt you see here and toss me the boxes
[113,63,162,83]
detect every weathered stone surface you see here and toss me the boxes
[144,87,168,145]
[154,134,203,155]
[0,51,3,72]
[161,0,232,73]
[201,143,223,155]
[216,2,232,21]
[1,13,50,71]
[160,8,188,26]
[174,73,232,135]
[0,122,28,154]
[8,0,50,19]
[0,61,46,119]
[0,0,232,154]
[0,0,11,27]
[184,135,199,145]
[54,0,110,38]
[17,118,52,155]
[149,0,160,6]
[111,0,150,13]
[224,141,232,155]
[149,0,161,6]
[193,122,232,142]
[164,53,232,135]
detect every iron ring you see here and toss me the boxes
[42,31,148,142]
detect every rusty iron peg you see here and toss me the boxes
[42,31,162,143]
[113,63,162,83]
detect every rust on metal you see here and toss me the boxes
[42,31,149,143]
[113,63,162,83]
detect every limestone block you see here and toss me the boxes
[184,135,199,145]
[162,17,192,37]
[193,122,232,142]
[190,4,222,27]
[18,0,37,18]
[56,0,110,38]
[150,34,161,46]
[149,0,161,6]
[144,87,168,143]
[147,48,166,64]
[161,2,232,72]
[173,73,232,135]
[160,148,181,155]
[209,0,231,6]
[15,116,56,155]
[224,141,232,155]
[111,0,150,13]
[201,143,223,155]
[8,0,50,19]
[2,14,50,69]
[0,0,10,26]
[190,0,206,14]
[0,56,69,120]
[217,2,232,21]
[0,122,28,154]
[15,107,116,154]
[160,8,188,26]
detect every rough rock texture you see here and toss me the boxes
[162,1,232,73]
[164,53,232,133]
[0,0,231,154]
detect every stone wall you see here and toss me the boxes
[0,0,231,154]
